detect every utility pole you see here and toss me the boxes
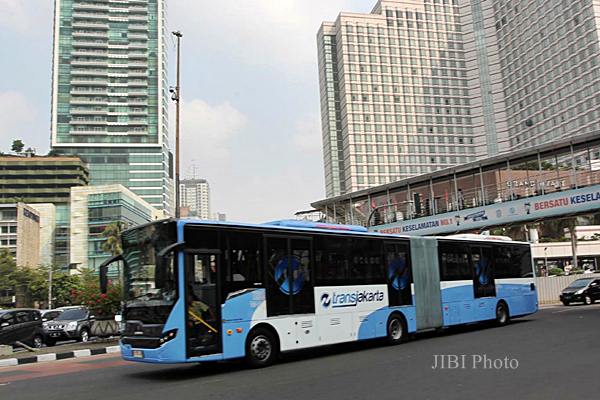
[171,30,183,218]
[48,267,53,309]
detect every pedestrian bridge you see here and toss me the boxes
[311,132,600,235]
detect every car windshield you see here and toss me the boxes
[56,309,87,320]
[567,279,593,289]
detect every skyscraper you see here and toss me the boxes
[460,0,600,152]
[318,0,478,197]
[179,178,210,219]
[51,0,172,214]
[318,0,600,199]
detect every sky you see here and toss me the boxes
[0,0,373,222]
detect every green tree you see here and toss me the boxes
[11,139,24,153]
[101,221,124,256]
[71,268,121,317]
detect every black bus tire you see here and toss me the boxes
[495,301,510,326]
[386,313,407,345]
[245,327,278,368]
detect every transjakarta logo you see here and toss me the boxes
[320,290,384,308]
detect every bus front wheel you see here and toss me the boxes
[386,313,407,345]
[245,327,278,368]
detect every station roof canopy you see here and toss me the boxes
[312,131,600,208]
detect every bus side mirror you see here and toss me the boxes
[99,254,123,293]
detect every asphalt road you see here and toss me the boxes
[1,305,599,400]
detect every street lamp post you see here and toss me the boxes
[544,247,548,276]
[171,30,183,218]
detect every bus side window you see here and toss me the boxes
[226,232,262,285]
[438,242,471,281]
[315,236,350,285]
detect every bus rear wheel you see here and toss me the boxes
[386,313,407,345]
[245,327,278,368]
[495,302,510,326]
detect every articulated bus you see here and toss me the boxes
[100,218,538,367]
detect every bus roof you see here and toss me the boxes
[170,218,530,245]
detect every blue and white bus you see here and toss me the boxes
[99,218,537,367]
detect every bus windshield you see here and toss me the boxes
[121,220,178,325]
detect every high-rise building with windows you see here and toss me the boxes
[51,0,172,214]
[318,0,477,197]
[318,0,600,198]
[460,0,600,152]
[179,178,210,220]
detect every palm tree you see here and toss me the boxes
[101,222,124,256]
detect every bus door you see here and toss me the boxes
[264,236,315,317]
[471,246,496,298]
[185,250,222,357]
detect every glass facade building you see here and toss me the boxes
[69,184,160,271]
[51,0,172,214]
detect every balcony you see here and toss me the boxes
[129,52,148,60]
[70,109,108,115]
[71,59,109,67]
[71,69,108,76]
[128,15,148,22]
[70,88,108,95]
[73,3,109,12]
[128,33,148,40]
[129,5,148,13]
[128,61,147,68]
[127,80,148,87]
[72,21,109,29]
[127,99,148,106]
[128,90,148,96]
[71,49,108,57]
[70,119,107,125]
[70,78,108,86]
[73,12,109,20]
[128,109,148,116]
[128,70,147,78]
[72,40,108,48]
[128,24,148,32]
[72,31,109,39]
[69,129,107,135]
[70,98,108,105]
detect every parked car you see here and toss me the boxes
[560,278,600,305]
[0,309,44,349]
[43,307,95,346]
[41,309,62,322]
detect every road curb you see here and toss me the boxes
[0,345,120,368]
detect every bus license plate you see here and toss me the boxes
[132,350,144,358]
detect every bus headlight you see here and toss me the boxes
[159,329,177,345]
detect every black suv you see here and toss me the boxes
[43,307,95,346]
[560,277,600,305]
[0,309,44,349]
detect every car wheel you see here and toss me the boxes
[495,302,510,326]
[386,313,407,345]
[78,328,90,343]
[584,296,593,305]
[561,300,570,306]
[245,327,278,368]
[32,335,43,349]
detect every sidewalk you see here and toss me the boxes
[0,339,120,367]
